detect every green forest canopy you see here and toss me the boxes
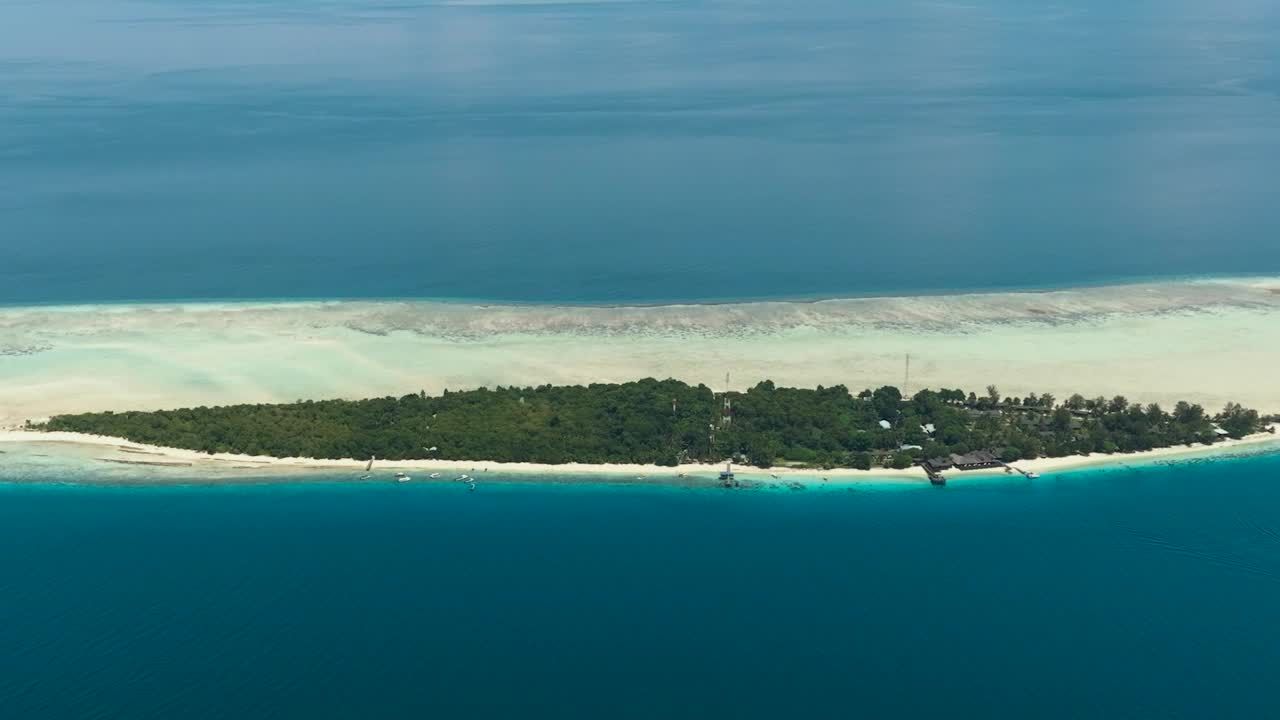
[39,379,1268,469]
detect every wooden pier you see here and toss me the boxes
[1000,462,1040,479]
[719,462,736,488]
[923,466,946,486]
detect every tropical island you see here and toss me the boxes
[34,379,1273,472]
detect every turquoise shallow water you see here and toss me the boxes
[3,451,1280,718]
[4,0,1280,304]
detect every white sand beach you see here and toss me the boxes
[1,277,1279,430]
[1,428,1276,487]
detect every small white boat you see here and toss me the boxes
[360,474,371,480]
[771,473,780,479]
[395,472,411,483]
[468,481,476,491]
[457,474,470,481]
[1026,472,1041,479]
[429,472,442,479]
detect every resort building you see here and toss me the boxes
[922,450,1004,474]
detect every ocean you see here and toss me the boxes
[5,1,1280,716]
[3,452,1280,718]
[4,0,1280,305]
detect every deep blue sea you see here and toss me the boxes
[3,452,1280,718]
[5,1,1280,716]
[4,0,1280,305]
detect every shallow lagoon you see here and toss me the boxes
[2,278,1279,427]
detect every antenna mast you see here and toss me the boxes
[722,371,732,426]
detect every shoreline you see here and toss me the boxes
[2,429,1277,486]
[0,273,1276,314]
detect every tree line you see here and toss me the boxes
[38,379,1269,469]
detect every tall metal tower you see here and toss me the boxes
[721,372,732,426]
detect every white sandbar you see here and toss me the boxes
[1,276,1278,428]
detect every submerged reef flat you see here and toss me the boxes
[0,277,1278,426]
